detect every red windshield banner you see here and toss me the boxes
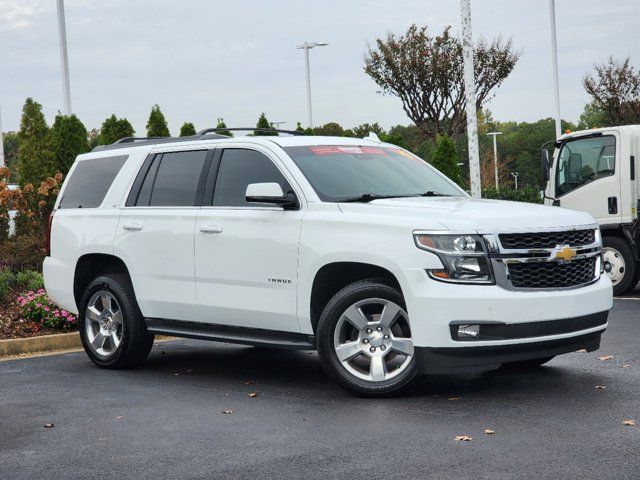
[308,146,389,156]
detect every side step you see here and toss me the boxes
[145,318,316,350]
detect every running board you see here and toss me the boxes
[145,318,316,350]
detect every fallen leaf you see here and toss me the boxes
[598,355,614,361]
[248,392,258,398]
[622,365,630,368]
[448,397,461,401]
[224,393,230,397]
[576,349,588,353]
[484,429,495,435]
[173,373,180,377]
[186,369,193,373]
[595,385,606,390]
[43,422,54,428]
[244,380,254,385]
[623,420,636,427]
[221,409,234,415]
[116,416,124,420]
[455,435,472,441]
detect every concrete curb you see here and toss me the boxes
[0,332,81,358]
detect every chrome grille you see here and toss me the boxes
[499,229,595,249]
[507,257,597,289]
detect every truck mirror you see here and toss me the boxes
[540,148,550,187]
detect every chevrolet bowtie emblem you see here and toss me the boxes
[553,245,577,262]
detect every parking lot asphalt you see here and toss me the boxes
[1,299,639,480]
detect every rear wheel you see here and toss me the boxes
[317,280,418,397]
[79,274,154,369]
[603,236,638,296]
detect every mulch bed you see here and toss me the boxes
[0,288,78,339]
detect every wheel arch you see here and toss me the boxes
[73,253,133,309]
[309,261,404,335]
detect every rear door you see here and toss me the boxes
[551,132,622,225]
[115,148,212,321]
[194,146,303,332]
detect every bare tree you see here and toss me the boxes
[364,25,519,139]
[583,57,640,126]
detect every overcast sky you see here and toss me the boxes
[1,0,638,135]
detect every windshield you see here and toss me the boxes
[555,135,616,196]
[283,145,466,202]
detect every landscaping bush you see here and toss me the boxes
[16,270,44,292]
[0,268,16,300]
[17,290,77,330]
[482,186,543,204]
[0,234,47,271]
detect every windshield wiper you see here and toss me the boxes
[419,191,450,197]
[339,193,416,203]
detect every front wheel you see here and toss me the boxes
[603,236,638,296]
[317,280,418,397]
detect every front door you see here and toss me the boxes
[550,133,622,225]
[195,147,303,332]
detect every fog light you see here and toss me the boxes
[458,324,480,338]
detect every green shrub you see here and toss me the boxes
[0,269,16,299]
[17,290,77,330]
[482,186,543,204]
[16,270,44,292]
[0,234,47,271]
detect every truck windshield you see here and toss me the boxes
[283,145,466,202]
[555,135,616,196]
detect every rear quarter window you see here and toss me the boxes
[58,155,128,209]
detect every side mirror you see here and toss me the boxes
[245,183,299,210]
[540,148,550,188]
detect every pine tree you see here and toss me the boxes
[146,104,170,137]
[254,113,276,136]
[17,98,56,186]
[430,135,462,186]
[295,122,305,134]
[179,122,196,136]
[216,118,232,137]
[99,115,135,145]
[51,113,89,175]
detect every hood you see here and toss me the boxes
[338,196,596,232]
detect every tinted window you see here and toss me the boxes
[213,149,291,207]
[149,151,208,206]
[59,155,128,209]
[134,156,160,206]
[555,135,616,196]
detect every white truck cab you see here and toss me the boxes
[543,125,640,295]
[44,129,612,396]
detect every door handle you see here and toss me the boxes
[123,223,143,231]
[200,225,223,234]
[608,196,618,214]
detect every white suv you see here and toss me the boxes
[44,130,613,396]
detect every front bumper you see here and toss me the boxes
[415,326,604,374]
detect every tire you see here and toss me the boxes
[79,274,154,369]
[316,279,418,397]
[501,356,555,370]
[603,236,638,296]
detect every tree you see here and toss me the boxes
[180,122,196,136]
[51,113,89,175]
[352,123,385,138]
[146,104,170,137]
[430,135,462,185]
[577,101,609,130]
[295,122,305,134]
[99,115,135,145]
[364,24,520,138]
[583,57,640,126]
[416,139,434,162]
[380,132,407,149]
[88,128,100,150]
[17,98,56,186]
[216,118,232,137]
[254,113,276,136]
[2,132,20,178]
[313,122,344,136]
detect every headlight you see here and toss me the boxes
[414,233,494,284]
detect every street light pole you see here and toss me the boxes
[548,0,561,139]
[511,171,519,190]
[56,0,72,115]
[460,0,482,198]
[487,131,502,189]
[297,42,328,129]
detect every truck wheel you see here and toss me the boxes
[603,236,638,295]
[317,279,418,397]
[79,274,154,369]
[501,356,554,370]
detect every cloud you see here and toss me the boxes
[0,0,50,31]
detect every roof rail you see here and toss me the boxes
[196,127,305,136]
[91,132,229,152]
[112,136,168,144]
